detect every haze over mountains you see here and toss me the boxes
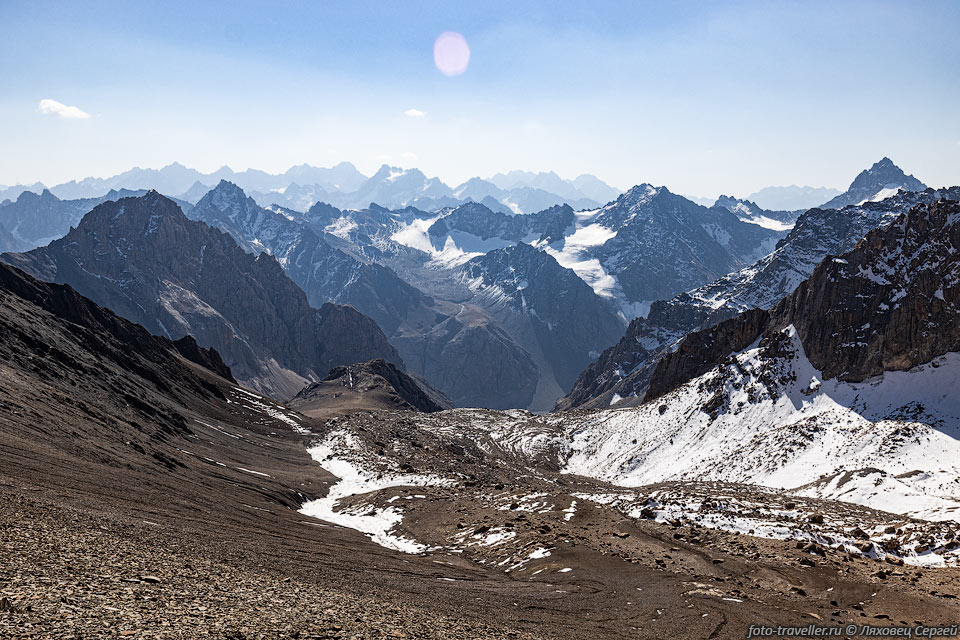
[2,159,864,219]
[0,162,622,216]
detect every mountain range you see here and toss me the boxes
[1,163,622,216]
[560,160,938,409]
[0,157,937,413]
[1,191,400,399]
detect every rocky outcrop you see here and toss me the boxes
[773,198,960,381]
[290,359,451,415]
[314,303,404,376]
[170,335,235,382]
[0,261,234,391]
[645,309,770,402]
[1,191,401,399]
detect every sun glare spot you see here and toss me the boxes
[433,31,470,77]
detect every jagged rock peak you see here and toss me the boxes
[849,157,924,192]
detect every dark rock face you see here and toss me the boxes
[459,242,624,391]
[643,198,960,399]
[170,335,235,383]
[821,158,926,209]
[773,198,960,381]
[291,359,451,414]
[645,309,771,402]
[1,191,401,399]
[0,261,233,390]
[313,303,405,377]
[558,188,959,410]
[391,310,540,410]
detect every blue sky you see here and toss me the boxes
[1,0,958,198]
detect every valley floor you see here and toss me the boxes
[3,416,960,640]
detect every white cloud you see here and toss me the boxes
[38,99,91,119]
[403,108,426,118]
[402,151,419,161]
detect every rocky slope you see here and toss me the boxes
[560,187,960,409]
[457,242,625,393]
[289,358,452,416]
[580,185,785,313]
[0,223,15,253]
[821,157,926,209]
[1,191,401,398]
[713,194,799,229]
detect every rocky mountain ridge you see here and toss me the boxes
[647,197,960,399]
[0,187,194,253]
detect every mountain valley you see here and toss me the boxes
[3,156,960,640]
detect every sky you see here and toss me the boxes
[1,0,959,199]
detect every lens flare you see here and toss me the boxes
[433,31,470,77]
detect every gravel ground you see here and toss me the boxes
[0,489,542,640]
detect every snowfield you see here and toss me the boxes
[299,430,454,553]
[561,327,960,523]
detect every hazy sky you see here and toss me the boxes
[1,0,958,198]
